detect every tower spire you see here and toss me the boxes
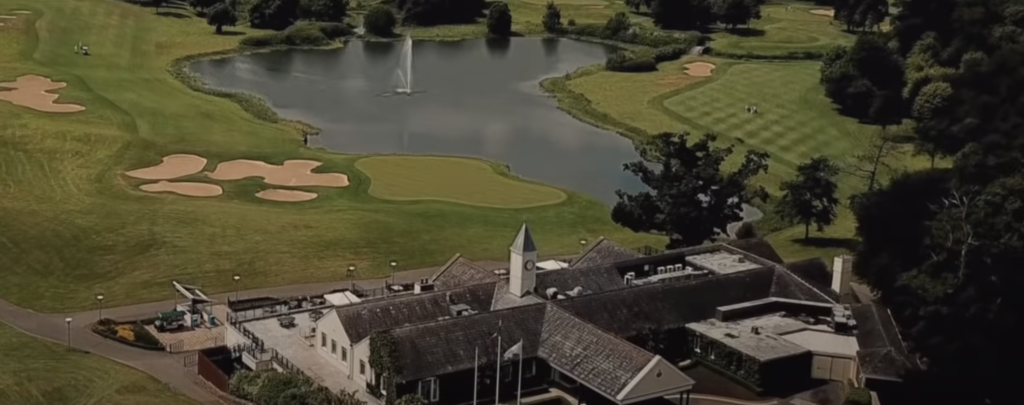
[510,222,536,253]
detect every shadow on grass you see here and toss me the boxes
[217,30,247,36]
[156,11,192,19]
[724,27,766,37]
[792,236,860,251]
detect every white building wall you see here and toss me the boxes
[315,310,353,377]
[225,324,245,347]
[352,339,372,389]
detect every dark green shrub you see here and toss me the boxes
[845,387,872,405]
[542,1,562,33]
[282,22,331,46]
[566,17,576,27]
[487,2,512,37]
[653,44,687,63]
[364,4,397,36]
[132,322,162,347]
[605,50,656,72]
[315,22,355,39]
[240,32,284,47]
[735,222,758,239]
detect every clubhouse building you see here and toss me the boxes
[224,224,916,405]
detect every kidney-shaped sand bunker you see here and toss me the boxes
[0,75,85,113]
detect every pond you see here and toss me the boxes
[191,38,649,205]
[191,38,760,228]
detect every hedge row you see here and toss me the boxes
[239,22,355,48]
[565,23,699,50]
[707,49,825,61]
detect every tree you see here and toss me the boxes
[395,395,426,405]
[207,2,239,34]
[603,12,631,38]
[486,2,512,37]
[249,0,301,30]
[651,0,714,30]
[612,132,770,249]
[398,0,484,26]
[819,34,905,119]
[776,156,841,239]
[625,0,643,12]
[363,5,397,36]
[300,0,348,22]
[712,0,761,29]
[847,131,899,192]
[868,90,904,131]
[189,0,221,13]
[153,0,168,12]
[542,1,562,33]
[734,222,758,239]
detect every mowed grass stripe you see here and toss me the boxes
[356,156,568,208]
[0,323,198,405]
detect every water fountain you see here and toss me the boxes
[395,35,413,95]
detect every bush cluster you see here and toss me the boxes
[653,44,688,63]
[709,49,824,61]
[564,22,699,49]
[239,22,354,47]
[230,369,363,405]
[605,49,657,72]
[92,319,164,350]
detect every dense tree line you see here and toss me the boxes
[835,1,1024,404]
[390,0,485,26]
[627,0,763,31]
[832,0,888,31]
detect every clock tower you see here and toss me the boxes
[509,222,538,297]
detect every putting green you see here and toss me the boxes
[708,1,855,56]
[356,156,568,208]
[0,323,196,405]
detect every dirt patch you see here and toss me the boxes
[256,189,319,202]
[208,159,349,187]
[125,154,208,180]
[139,181,223,197]
[683,62,717,77]
[0,75,85,113]
[810,9,835,17]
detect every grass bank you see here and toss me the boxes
[0,323,196,405]
[0,0,661,312]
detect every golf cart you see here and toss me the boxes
[154,310,186,332]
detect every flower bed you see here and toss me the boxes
[91,318,165,351]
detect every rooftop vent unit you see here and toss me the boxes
[449,303,473,317]
[750,326,760,335]
[494,269,510,279]
[736,256,747,263]
[414,278,435,294]
[674,264,683,272]
[624,272,636,286]
[546,287,560,300]
[556,293,567,299]
[724,332,740,339]
[570,286,584,296]
[657,266,666,275]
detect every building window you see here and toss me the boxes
[502,363,513,381]
[331,339,337,355]
[418,377,439,402]
[360,360,366,376]
[321,332,327,348]
[524,359,537,377]
[342,347,348,363]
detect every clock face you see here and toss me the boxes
[525,260,535,271]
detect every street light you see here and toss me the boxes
[95,293,105,321]
[579,239,587,252]
[347,265,356,290]
[64,317,73,350]
[389,260,398,287]
[232,274,242,301]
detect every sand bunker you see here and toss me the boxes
[126,154,208,180]
[683,62,716,77]
[208,159,349,187]
[139,181,223,197]
[0,75,85,113]
[256,189,319,202]
[12,11,31,14]
[810,9,835,17]
[0,15,16,19]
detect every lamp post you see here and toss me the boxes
[389,260,398,288]
[232,274,241,301]
[347,265,356,291]
[95,293,105,321]
[64,317,73,350]
[579,239,587,253]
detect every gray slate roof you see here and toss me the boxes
[570,237,642,268]
[554,267,777,337]
[850,303,917,380]
[724,238,785,264]
[431,254,499,290]
[510,223,537,253]
[491,279,545,310]
[535,264,627,297]
[783,258,840,302]
[391,304,547,381]
[336,282,497,343]
[540,305,655,398]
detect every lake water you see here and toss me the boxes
[190,38,760,228]
[190,38,652,205]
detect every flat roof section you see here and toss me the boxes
[778,329,859,357]
[687,251,763,274]
[687,315,811,361]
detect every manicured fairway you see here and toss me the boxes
[356,156,567,208]
[709,1,854,56]
[0,0,660,312]
[0,323,196,405]
[567,58,711,136]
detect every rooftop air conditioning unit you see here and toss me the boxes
[546,287,560,300]
[657,266,666,275]
[674,264,683,272]
[624,272,636,286]
[571,286,584,296]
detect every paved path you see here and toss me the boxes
[0,260,508,404]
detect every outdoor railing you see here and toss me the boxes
[633,245,664,256]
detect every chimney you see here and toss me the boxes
[831,255,854,297]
